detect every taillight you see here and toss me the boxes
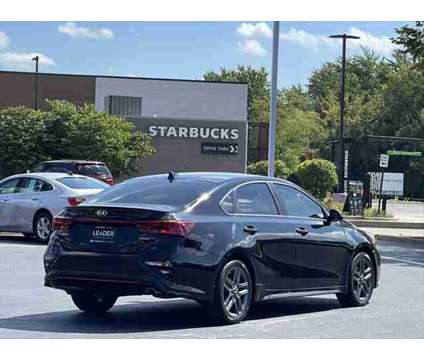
[52,216,74,235]
[136,220,194,237]
[67,197,86,206]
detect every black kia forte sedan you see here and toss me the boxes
[44,172,380,324]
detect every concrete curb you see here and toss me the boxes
[375,235,424,245]
[346,218,424,229]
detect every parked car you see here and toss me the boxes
[33,160,114,185]
[0,173,110,242]
[44,172,380,324]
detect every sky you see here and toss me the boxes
[0,21,413,88]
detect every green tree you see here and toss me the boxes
[203,65,269,122]
[247,160,291,179]
[0,107,45,177]
[392,21,424,71]
[293,159,338,200]
[0,101,155,178]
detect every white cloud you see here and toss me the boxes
[237,39,267,56]
[348,27,395,56]
[0,52,55,70]
[58,22,114,39]
[279,27,396,56]
[280,28,335,52]
[0,31,10,48]
[237,22,272,38]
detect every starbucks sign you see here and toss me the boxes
[148,125,239,140]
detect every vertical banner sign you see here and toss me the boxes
[343,150,349,193]
[378,154,389,214]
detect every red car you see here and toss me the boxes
[33,160,114,185]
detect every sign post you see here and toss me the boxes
[378,154,389,214]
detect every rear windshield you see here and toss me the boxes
[89,177,216,209]
[57,177,109,190]
[77,164,111,176]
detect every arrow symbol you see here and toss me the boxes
[229,145,238,154]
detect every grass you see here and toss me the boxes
[363,207,394,218]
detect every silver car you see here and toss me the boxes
[0,172,110,242]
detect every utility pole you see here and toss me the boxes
[32,56,39,110]
[329,34,359,192]
[267,21,279,177]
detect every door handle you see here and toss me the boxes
[243,225,258,235]
[296,227,309,236]
[32,198,39,201]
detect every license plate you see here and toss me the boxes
[90,226,117,243]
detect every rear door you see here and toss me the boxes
[271,183,349,290]
[221,182,297,291]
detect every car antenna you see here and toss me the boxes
[168,171,177,183]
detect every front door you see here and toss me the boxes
[271,183,350,290]
[0,178,22,231]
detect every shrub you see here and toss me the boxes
[293,159,338,200]
[0,101,155,178]
[247,160,291,179]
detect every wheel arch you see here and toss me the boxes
[32,208,53,232]
[218,249,258,301]
[352,243,378,288]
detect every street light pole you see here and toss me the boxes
[32,56,39,110]
[267,21,279,177]
[329,34,359,192]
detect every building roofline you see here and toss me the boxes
[0,70,248,86]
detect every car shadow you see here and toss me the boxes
[0,235,45,247]
[0,296,341,335]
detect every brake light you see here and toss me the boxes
[52,217,74,232]
[104,177,114,185]
[67,197,86,206]
[136,220,194,237]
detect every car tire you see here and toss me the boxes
[206,259,253,325]
[337,252,375,307]
[33,211,53,243]
[71,292,117,314]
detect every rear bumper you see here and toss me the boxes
[44,240,212,301]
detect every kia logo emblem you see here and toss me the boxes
[95,209,108,217]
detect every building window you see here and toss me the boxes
[104,95,142,117]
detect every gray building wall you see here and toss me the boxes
[95,77,247,121]
[95,76,248,176]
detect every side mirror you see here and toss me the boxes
[327,208,343,222]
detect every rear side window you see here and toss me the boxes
[221,183,278,215]
[57,177,109,190]
[20,178,53,192]
[89,177,215,210]
[45,164,73,173]
[273,184,324,218]
[77,164,111,176]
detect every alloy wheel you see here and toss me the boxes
[352,254,374,302]
[36,215,51,241]
[221,263,251,319]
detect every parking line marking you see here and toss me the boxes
[382,256,424,267]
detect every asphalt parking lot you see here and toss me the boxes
[0,236,423,339]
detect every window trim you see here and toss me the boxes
[218,180,281,217]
